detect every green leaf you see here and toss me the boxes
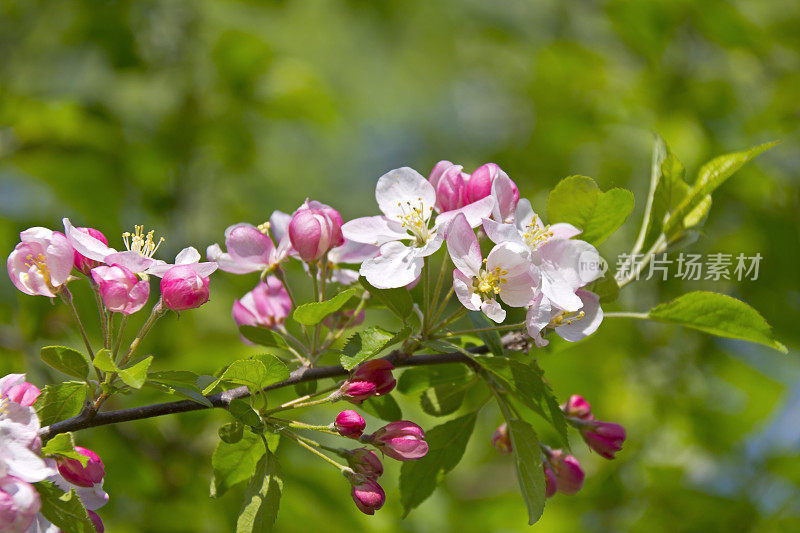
[229,399,264,429]
[397,364,470,395]
[292,288,358,326]
[118,356,153,389]
[147,371,214,407]
[420,383,470,417]
[584,272,619,303]
[91,348,116,373]
[238,326,289,349]
[40,346,90,379]
[359,277,413,319]
[467,312,504,356]
[648,291,787,353]
[34,382,88,427]
[400,412,477,517]
[36,482,96,532]
[41,433,88,466]
[340,326,410,370]
[360,394,403,422]
[211,430,267,497]
[663,141,777,236]
[236,450,283,533]
[506,419,546,525]
[547,175,635,245]
[219,421,245,444]
[204,356,289,394]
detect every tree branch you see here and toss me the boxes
[39,342,500,439]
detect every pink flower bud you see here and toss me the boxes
[0,374,40,407]
[350,477,385,515]
[562,394,593,420]
[160,264,210,311]
[7,228,74,297]
[334,410,366,439]
[369,421,428,461]
[56,447,105,488]
[91,264,150,315]
[544,466,557,498]
[466,163,520,206]
[72,227,108,276]
[429,160,455,185]
[288,203,344,262]
[548,450,584,495]
[491,423,512,454]
[348,448,383,479]
[337,360,396,403]
[232,277,292,336]
[87,510,104,533]
[430,163,469,213]
[0,476,40,531]
[582,421,626,459]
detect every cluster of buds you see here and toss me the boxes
[543,447,584,497]
[333,360,397,404]
[562,395,626,459]
[429,161,520,217]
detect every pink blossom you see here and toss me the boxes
[548,450,584,495]
[7,227,73,297]
[56,447,105,488]
[206,211,292,275]
[562,395,593,420]
[369,421,428,461]
[526,290,603,347]
[160,265,211,311]
[544,466,557,498]
[491,423,512,454]
[63,218,161,274]
[337,360,396,403]
[347,448,383,479]
[0,375,40,407]
[582,421,626,460]
[288,200,344,263]
[447,213,539,323]
[342,167,495,288]
[350,477,385,515]
[0,475,40,531]
[144,247,217,279]
[428,161,470,213]
[87,510,104,532]
[467,163,519,209]
[334,411,366,439]
[0,397,55,483]
[71,227,108,276]
[232,277,292,335]
[91,264,150,315]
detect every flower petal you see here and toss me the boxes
[359,241,423,289]
[435,195,496,230]
[453,269,480,311]
[341,216,409,246]
[175,247,201,265]
[207,244,262,274]
[63,218,117,261]
[445,213,482,278]
[375,167,436,220]
[482,218,527,247]
[555,289,603,342]
[103,251,155,273]
[481,298,506,323]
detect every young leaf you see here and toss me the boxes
[205,356,289,394]
[229,399,264,429]
[360,394,403,422]
[340,326,410,370]
[584,272,619,303]
[118,356,153,389]
[420,382,473,417]
[397,364,470,395]
[40,346,90,380]
[211,430,267,498]
[292,287,358,326]
[506,419,546,525]
[663,141,777,237]
[359,277,414,319]
[36,482,96,533]
[219,421,245,444]
[91,349,116,373]
[236,450,283,533]
[648,291,787,353]
[546,175,635,245]
[238,326,289,349]
[35,382,88,427]
[40,433,88,466]
[467,312,504,356]
[400,412,477,516]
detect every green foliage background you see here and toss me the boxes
[1,1,799,531]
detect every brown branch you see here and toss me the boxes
[38,342,500,439]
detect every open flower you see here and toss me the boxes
[64,219,163,274]
[144,247,218,279]
[0,375,40,408]
[0,475,40,531]
[525,289,603,347]
[232,277,292,335]
[483,200,602,311]
[91,264,150,315]
[324,240,379,285]
[342,167,495,289]
[206,211,292,275]
[7,227,74,297]
[446,213,538,322]
[0,396,56,484]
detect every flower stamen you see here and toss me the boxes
[523,222,554,249]
[474,266,508,297]
[122,225,165,259]
[552,310,585,326]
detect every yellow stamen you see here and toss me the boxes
[552,310,585,326]
[257,222,271,235]
[523,222,554,249]
[474,266,508,296]
[397,198,433,245]
[122,225,165,259]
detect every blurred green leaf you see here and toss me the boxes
[468,312,504,356]
[211,430,267,498]
[229,399,264,429]
[420,382,471,417]
[360,393,403,422]
[40,346,90,380]
[238,326,289,349]
[292,288,357,326]
[236,450,282,533]
[219,421,245,444]
[547,175,635,245]
[506,419,546,525]
[359,277,414,320]
[397,364,470,395]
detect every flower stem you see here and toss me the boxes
[119,299,165,368]
[431,254,449,313]
[267,417,338,435]
[112,315,128,362]
[423,256,430,333]
[90,283,108,352]
[430,286,454,325]
[439,322,524,338]
[321,292,368,351]
[279,427,348,471]
[602,312,650,320]
[432,307,466,333]
[60,288,94,360]
[275,267,311,345]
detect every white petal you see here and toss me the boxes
[550,223,582,240]
[540,269,582,312]
[453,269,480,311]
[375,167,436,220]
[328,240,379,264]
[445,213,482,278]
[103,251,155,273]
[175,246,201,264]
[491,172,517,221]
[481,299,506,323]
[415,231,444,258]
[513,199,536,234]
[556,290,603,342]
[482,218,526,246]
[63,218,117,261]
[435,196,496,229]
[341,216,409,246]
[269,210,292,243]
[525,294,552,347]
[359,241,423,289]
[143,260,171,277]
